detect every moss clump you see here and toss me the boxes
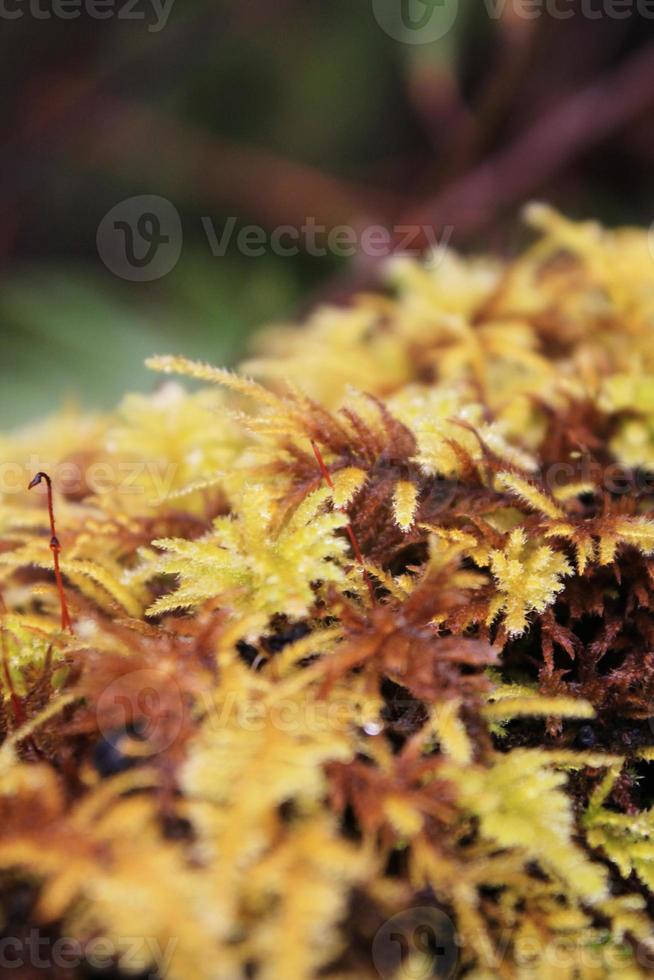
[2,205,654,977]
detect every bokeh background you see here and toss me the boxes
[3,0,654,424]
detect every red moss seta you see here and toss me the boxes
[28,472,73,633]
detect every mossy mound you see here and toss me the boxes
[1,206,654,978]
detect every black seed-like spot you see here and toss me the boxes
[92,729,135,777]
[576,724,596,748]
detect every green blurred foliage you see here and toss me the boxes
[0,250,302,424]
[0,0,410,423]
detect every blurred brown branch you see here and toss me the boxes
[7,77,404,235]
[4,12,654,281]
[403,38,654,244]
[70,98,405,230]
